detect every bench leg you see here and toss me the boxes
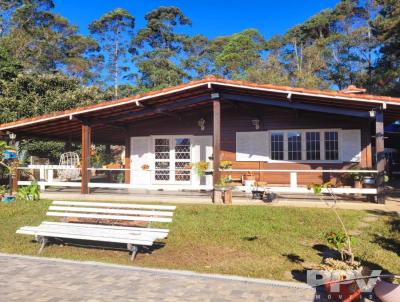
[37,236,48,255]
[127,244,139,261]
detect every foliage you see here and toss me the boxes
[89,8,135,98]
[132,6,191,89]
[219,160,232,170]
[310,182,356,264]
[0,185,7,196]
[217,175,232,186]
[215,29,265,79]
[372,0,400,95]
[17,182,40,201]
[325,230,357,262]
[0,73,103,123]
[0,0,100,81]
[194,161,209,177]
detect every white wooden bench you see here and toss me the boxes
[17,200,176,260]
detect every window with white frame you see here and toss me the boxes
[306,131,321,160]
[324,131,339,160]
[269,129,340,162]
[271,132,284,160]
[288,132,302,160]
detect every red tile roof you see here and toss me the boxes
[1,76,400,131]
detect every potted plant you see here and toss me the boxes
[194,161,209,177]
[219,160,232,170]
[310,183,363,302]
[251,181,267,200]
[213,176,234,204]
[243,171,256,186]
[0,185,7,201]
[17,182,40,201]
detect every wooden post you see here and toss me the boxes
[213,99,221,186]
[11,160,19,194]
[124,136,131,184]
[81,124,91,194]
[375,109,385,204]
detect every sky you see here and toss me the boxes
[54,0,340,39]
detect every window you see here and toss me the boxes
[174,138,191,182]
[268,129,340,162]
[306,132,321,160]
[271,133,284,160]
[325,131,339,160]
[154,138,171,181]
[288,132,302,160]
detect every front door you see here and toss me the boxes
[153,136,192,184]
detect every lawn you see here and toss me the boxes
[0,199,399,281]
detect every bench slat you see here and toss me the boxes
[16,229,154,246]
[53,201,176,211]
[30,224,167,240]
[40,221,169,234]
[18,225,156,240]
[46,212,173,223]
[48,206,174,217]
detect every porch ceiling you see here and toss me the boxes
[1,77,400,145]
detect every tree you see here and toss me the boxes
[0,45,22,80]
[245,54,290,86]
[182,34,214,79]
[132,6,191,89]
[0,73,104,123]
[372,0,400,95]
[89,8,135,98]
[215,29,265,79]
[0,0,100,81]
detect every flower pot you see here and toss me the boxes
[324,280,361,302]
[251,190,264,200]
[354,180,362,189]
[3,195,16,203]
[374,280,400,302]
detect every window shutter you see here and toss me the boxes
[131,137,151,185]
[236,131,269,161]
[341,130,361,162]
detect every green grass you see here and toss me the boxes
[0,199,399,281]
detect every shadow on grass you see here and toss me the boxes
[313,244,340,259]
[283,253,304,264]
[32,238,166,256]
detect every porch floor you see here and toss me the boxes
[40,187,400,212]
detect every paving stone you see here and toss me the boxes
[0,254,316,301]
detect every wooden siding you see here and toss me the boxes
[127,103,372,185]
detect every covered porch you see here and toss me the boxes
[2,77,400,203]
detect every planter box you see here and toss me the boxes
[213,188,233,204]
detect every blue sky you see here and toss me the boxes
[54,0,340,39]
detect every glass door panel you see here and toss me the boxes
[154,138,170,182]
[174,138,191,182]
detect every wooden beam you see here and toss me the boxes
[375,109,385,204]
[88,94,213,125]
[222,93,371,119]
[213,99,221,186]
[81,124,91,194]
[124,136,131,184]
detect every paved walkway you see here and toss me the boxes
[0,254,316,302]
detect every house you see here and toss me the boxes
[1,76,400,203]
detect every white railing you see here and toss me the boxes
[17,166,378,195]
[219,169,378,195]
